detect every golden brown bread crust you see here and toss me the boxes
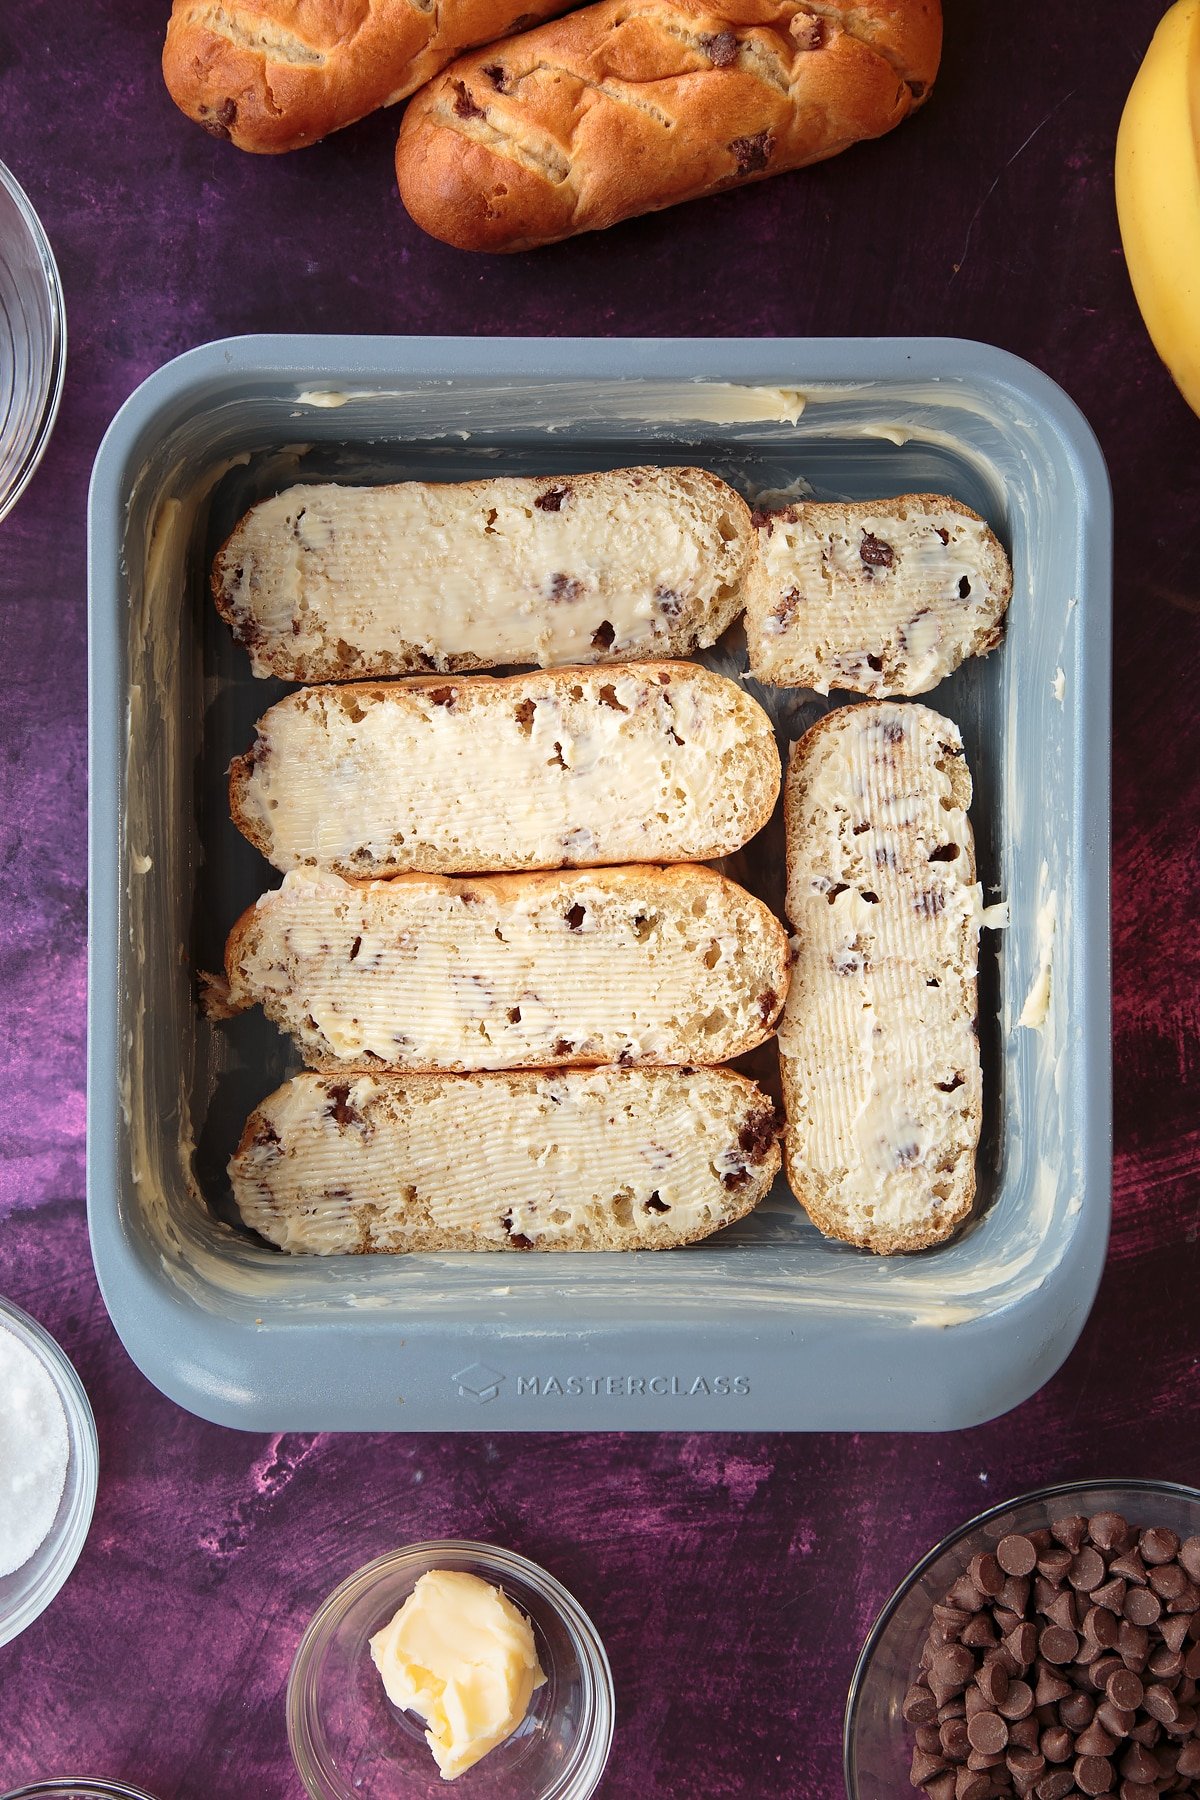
[393,0,942,250]
[162,0,566,153]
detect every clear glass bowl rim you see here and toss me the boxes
[0,158,67,524]
[0,1296,99,1648]
[1,1783,160,1799]
[843,1475,1200,1796]
[288,1538,615,1800]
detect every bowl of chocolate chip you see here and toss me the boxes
[844,1481,1200,1800]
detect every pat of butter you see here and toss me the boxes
[370,1569,546,1780]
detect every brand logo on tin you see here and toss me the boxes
[451,1362,507,1404]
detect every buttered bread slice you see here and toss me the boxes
[230,663,780,877]
[213,467,752,681]
[231,1068,781,1253]
[745,496,1011,696]
[217,864,788,1072]
[778,702,984,1253]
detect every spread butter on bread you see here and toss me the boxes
[229,663,781,878]
[394,0,942,251]
[778,701,984,1253]
[217,863,789,1070]
[163,0,570,153]
[213,468,752,680]
[745,495,1011,696]
[231,1067,781,1251]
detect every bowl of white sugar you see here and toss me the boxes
[0,1298,98,1646]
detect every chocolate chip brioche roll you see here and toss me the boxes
[778,701,985,1253]
[745,496,1012,696]
[229,663,781,877]
[163,0,569,153]
[213,468,752,680]
[394,0,942,251]
[231,1067,782,1251]
[216,863,789,1071]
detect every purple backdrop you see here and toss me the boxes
[1,3,1199,1795]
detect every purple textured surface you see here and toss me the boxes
[1,3,1199,1796]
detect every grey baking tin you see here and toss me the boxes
[87,336,1111,1433]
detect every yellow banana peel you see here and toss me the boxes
[1115,0,1200,418]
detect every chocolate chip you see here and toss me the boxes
[1071,1549,1107,1593]
[201,96,238,138]
[500,1211,533,1248]
[860,531,895,568]
[967,1713,1008,1755]
[1139,1529,1179,1566]
[1073,1754,1113,1795]
[1039,1626,1079,1665]
[1089,1515,1132,1554]
[535,484,568,510]
[348,934,361,961]
[705,27,738,64]
[738,1108,778,1163]
[1039,1725,1072,1764]
[958,575,972,598]
[591,619,615,650]
[1141,1682,1178,1723]
[326,1083,359,1128]
[452,79,484,118]
[1058,1690,1096,1730]
[729,128,773,175]
[1179,1538,1200,1582]
[1035,1775,1075,1800]
[482,61,509,90]
[1094,1698,1134,1739]
[1038,1547,1075,1585]
[1075,1720,1116,1758]
[1052,1517,1089,1555]
[998,1680,1035,1721]
[565,903,586,931]
[970,1554,1005,1597]
[977,1662,1009,1706]
[1124,1587,1161,1627]
[548,572,583,602]
[1148,1561,1187,1600]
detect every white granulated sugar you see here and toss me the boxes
[0,1324,70,1579]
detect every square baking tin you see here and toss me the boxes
[87,336,1111,1432]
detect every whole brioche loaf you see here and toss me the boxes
[778,701,984,1254]
[213,468,752,681]
[231,1067,781,1251]
[162,0,566,153]
[745,496,1012,696]
[230,663,781,877]
[216,864,789,1070]
[394,0,942,251]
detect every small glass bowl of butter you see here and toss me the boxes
[288,1540,614,1799]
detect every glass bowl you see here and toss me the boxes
[0,160,66,522]
[844,1478,1200,1798]
[0,1297,99,1648]
[288,1540,614,1800]
[1,1785,160,1799]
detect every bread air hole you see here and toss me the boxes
[703,940,722,969]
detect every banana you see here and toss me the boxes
[1115,0,1200,418]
